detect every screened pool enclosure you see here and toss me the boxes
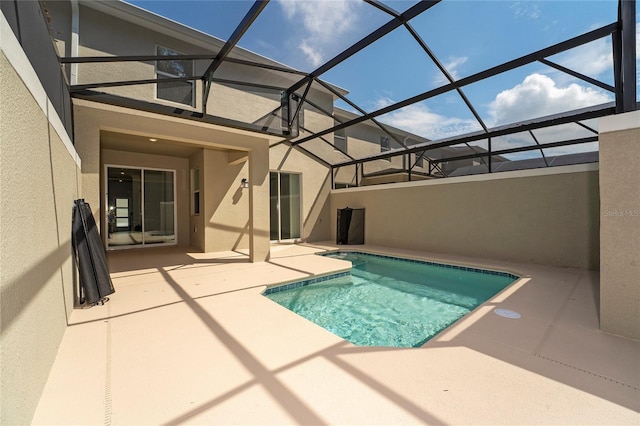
[59,0,637,187]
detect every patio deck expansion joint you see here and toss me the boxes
[104,305,113,426]
[533,353,639,391]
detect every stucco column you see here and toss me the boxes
[249,145,270,262]
[599,110,640,340]
[72,103,102,228]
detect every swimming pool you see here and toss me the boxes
[264,251,518,348]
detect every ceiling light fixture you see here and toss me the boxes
[149,138,158,142]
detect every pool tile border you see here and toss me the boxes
[264,271,351,295]
[326,251,520,280]
[264,251,519,295]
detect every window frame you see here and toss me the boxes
[104,164,177,250]
[334,125,347,152]
[155,45,195,107]
[269,171,303,243]
[191,168,200,216]
[380,136,391,161]
[297,105,305,130]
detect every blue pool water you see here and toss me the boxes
[265,252,518,348]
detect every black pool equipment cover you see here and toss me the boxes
[336,207,365,245]
[72,199,115,306]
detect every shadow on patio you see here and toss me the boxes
[33,244,639,425]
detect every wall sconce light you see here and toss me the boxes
[241,178,249,189]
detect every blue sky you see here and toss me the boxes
[129,0,637,154]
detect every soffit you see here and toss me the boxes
[101,130,215,158]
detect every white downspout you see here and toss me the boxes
[70,0,79,85]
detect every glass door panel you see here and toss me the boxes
[269,172,279,241]
[144,170,175,245]
[269,172,301,242]
[107,167,142,247]
[280,173,301,240]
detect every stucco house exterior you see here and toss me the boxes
[44,0,457,256]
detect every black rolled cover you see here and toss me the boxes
[72,199,114,304]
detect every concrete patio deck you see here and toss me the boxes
[33,243,639,425]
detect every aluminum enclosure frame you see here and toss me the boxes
[57,0,637,185]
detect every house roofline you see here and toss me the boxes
[80,0,349,97]
[333,106,432,144]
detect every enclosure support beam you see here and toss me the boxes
[287,1,440,94]
[333,104,614,168]
[291,23,618,147]
[618,0,637,112]
[431,136,598,164]
[202,0,269,114]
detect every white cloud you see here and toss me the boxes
[550,38,612,79]
[299,40,323,69]
[373,73,611,158]
[434,56,468,85]
[378,101,481,140]
[488,73,612,126]
[374,96,395,110]
[485,73,610,156]
[277,0,363,68]
[445,56,467,78]
[510,1,541,20]
[545,21,639,87]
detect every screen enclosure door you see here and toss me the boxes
[270,172,301,242]
[106,166,176,249]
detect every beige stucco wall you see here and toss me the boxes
[269,143,332,242]
[47,2,334,135]
[342,122,404,169]
[44,1,348,251]
[73,99,273,261]
[73,102,103,223]
[332,122,432,186]
[265,89,334,242]
[330,164,600,269]
[205,63,332,134]
[248,146,271,261]
[201,149,250,252]
[49,4,211,110]
[599,111,640,340]
[1,27,80,425]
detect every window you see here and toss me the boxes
[297,105,305,130]
[380,136,390,152]
[334,124,347,152]
[191,168,200,215]
[380,136,391,161]
[282,93,305,135]
[334,183,352,189]
[156,45,194,106]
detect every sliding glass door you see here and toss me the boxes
[270,172,301,242]
[106,166,176,249]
